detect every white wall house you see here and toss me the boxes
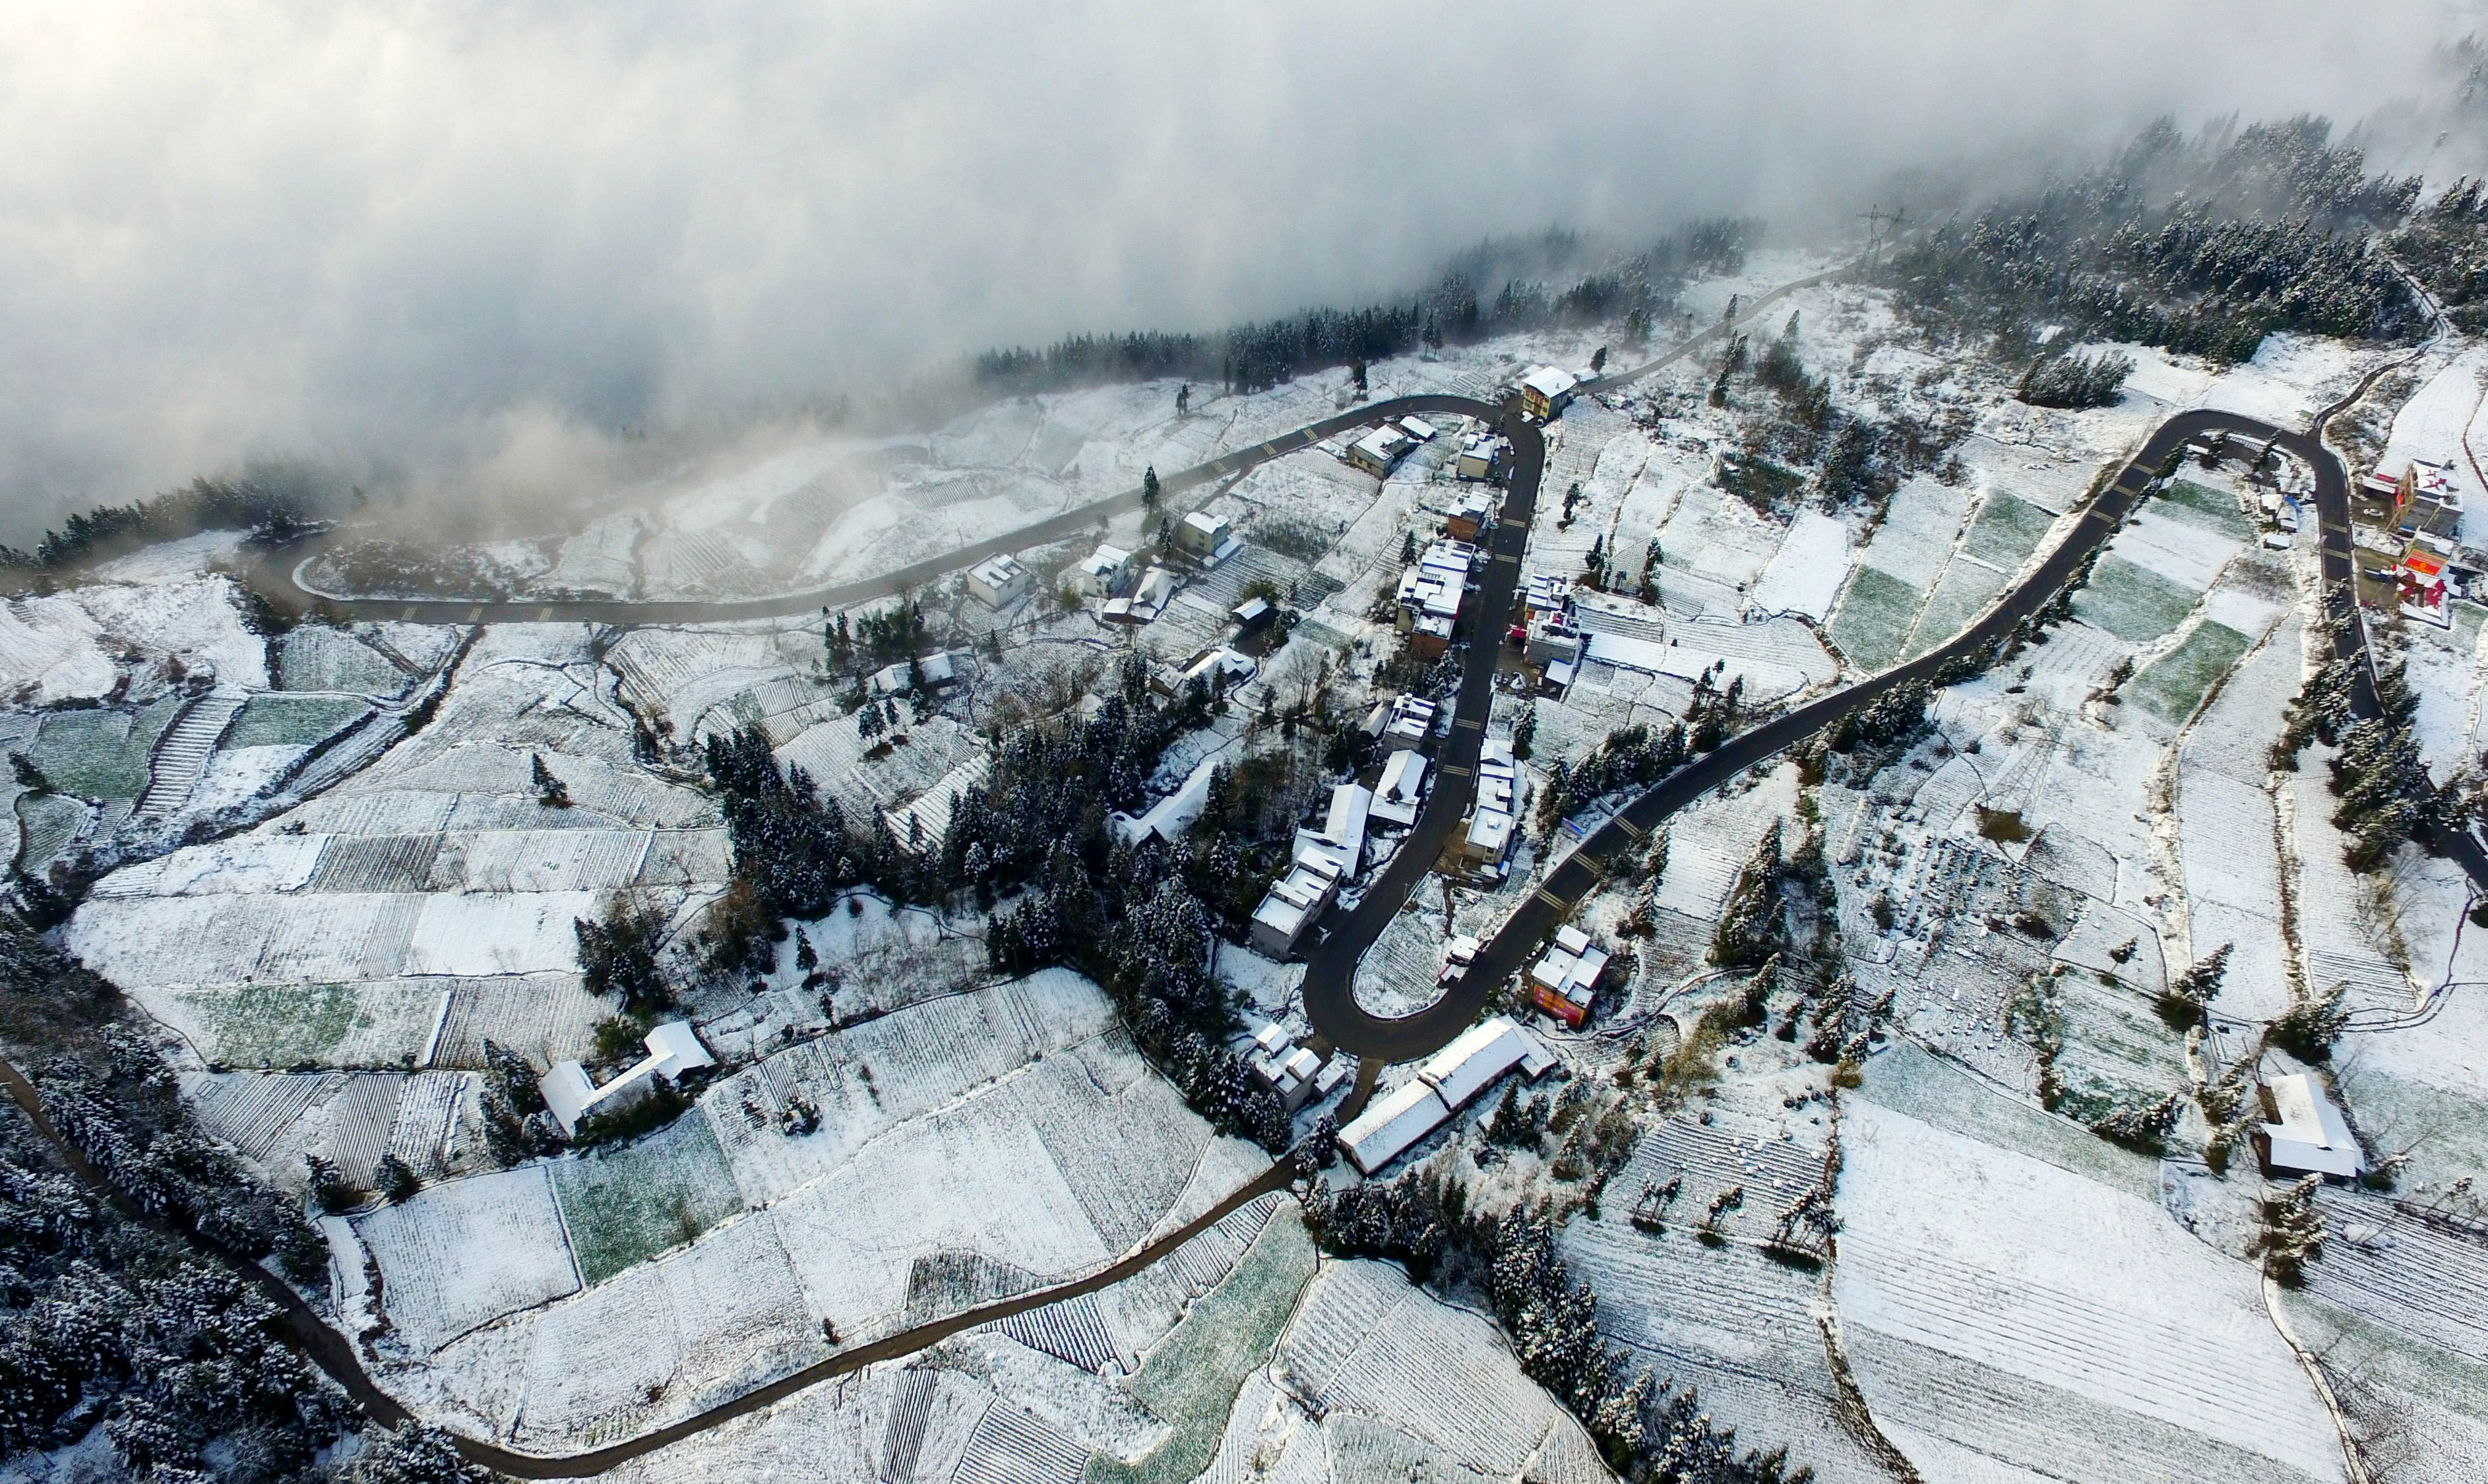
[540,1022,716,1136]
[966,553,1032,609]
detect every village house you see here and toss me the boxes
[965,553,1032,609]
[540,1022,716,1137]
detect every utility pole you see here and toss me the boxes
[1857,202,1908,274]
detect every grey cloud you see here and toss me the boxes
[0,1,2460,539]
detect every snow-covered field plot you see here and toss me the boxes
[2195,332,2381,431]
[1827,476,1974,669]
[347,974,1260,1453]
[1834,1099,2342,1483]
[603,625,826,745]
[1898,486,2075,663]
[1651,482,1787,596]
[352,1164,582,1353]
[2284,767,2418,1024]
[1649,766,1799,923]
[0,576,268,704]
[2278,1288,2488,1484]
[2070,500,2245,648]
[278,623,416,696]
[1255,1253,1611,1484]
[70,626,718,1069]
[2391,605,2488,784]
[585,1218,1317,1484]
[1746,509,1851,620]
[404,1206,829,1451]
[222,692,371,747]
[2167,617,2300,1019]
[1563,1200,1888,1483]
[183,1067,468,1189]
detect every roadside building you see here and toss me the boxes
[1396,540,1476,637]
[1455,435,1501,481]
[965,553,1032,609]
[1523,572,1571,621]
[1336,1014,1555,1173]
[1381,693,1437,751]
[540,1022,715,1137]
[1176,511,1232,559]
[1526,612,1584,667]
[1445,490,1496,542]
[1071,543,1133,598]
[1526,925,1612,1028]
[1371,748,1429,828]
[1248,783,1375,958]
[1245,1020,1329,1112]
[1398,416,1439,443]
[2259,1072,2364,1179]
[1121,567,1179,622]
[1348,425,1414,476]
[1518,366,1578,421]
[1248,857,1342,959]
[1231,596,1273,632]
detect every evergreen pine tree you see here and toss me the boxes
[1141,465,1161,509]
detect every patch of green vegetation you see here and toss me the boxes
[13,791,88,876]
[1086,1208,1317,1484]
[2156,480,2255,539]
[1904,558,2008,659]
[223,693,372,749]
[196,981,366,1067]
[2128,621,2252,722]
[1828,565,1924,671]
[1961,491,2057,569]
[28,698,181,799]
[551,1113,745,1284]
[2070,555,2198,643]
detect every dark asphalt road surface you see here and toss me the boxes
[1305,402,2464,1063]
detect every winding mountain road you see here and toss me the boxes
[28,272,2461,1475]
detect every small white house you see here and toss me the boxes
[2261,1072,2364,1179]
[1071,543,1133,598]
[1455,435,1500,481]
[1176,511,1231,558]
[965,553,1032,609]
[540,1022,716,1137]
[870,651,956,695]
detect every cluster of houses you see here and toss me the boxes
[1244,1019,1354,1111]
[2358,456,2471,626]
[1247,695,1447,958]
[1394,539,1478,660]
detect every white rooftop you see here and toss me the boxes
[1522,365,1578,399]
[2262,1072,2363,1178]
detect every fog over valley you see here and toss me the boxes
[0,1,2465,536]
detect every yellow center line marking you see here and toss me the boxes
[1454,718,1483,730]
[398,607,414,621]
[1440,764,1472,777]
[1534,888,1569,911]
[464,607,482,623]
[1577,855,1606,879]
[1614,817,1646,840]
[1494,553,1519,565]
[537,607,552,621]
